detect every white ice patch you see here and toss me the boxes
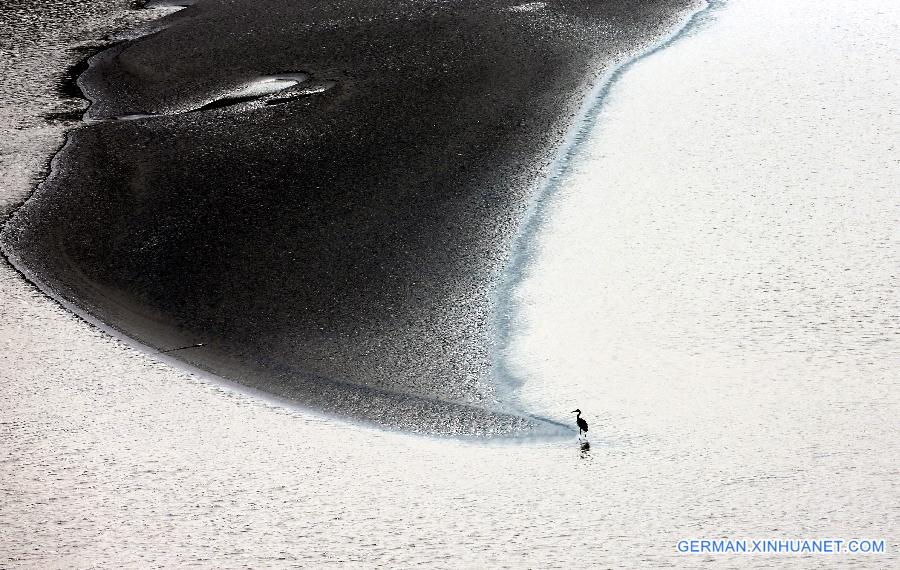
[143,0,195,15]
[509,2,547,13]
[225,75,308,100]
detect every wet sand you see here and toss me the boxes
[2,0,698,434]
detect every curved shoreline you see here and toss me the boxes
[1,241,572,441]
[492,0,714,400]
[2,0,704,437]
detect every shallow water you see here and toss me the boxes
[2,0,898,567]
[503,0,899,560]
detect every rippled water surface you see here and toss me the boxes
[2,0,898,567]
[503,0,899,561]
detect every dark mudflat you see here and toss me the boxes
[2,0,693,436]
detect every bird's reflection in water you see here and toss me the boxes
[579,439,591,459]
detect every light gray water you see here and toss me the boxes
[502,0,899,562]
[2,0,898,567]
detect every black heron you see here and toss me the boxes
[572,409,588,436]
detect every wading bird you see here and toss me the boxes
[572,409,588,437]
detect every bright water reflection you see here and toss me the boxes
[503,0,899,560]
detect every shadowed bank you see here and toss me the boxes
[1,0,697,436]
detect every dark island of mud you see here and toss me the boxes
[2,0,695,436]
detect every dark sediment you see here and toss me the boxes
[2,0,695,436]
